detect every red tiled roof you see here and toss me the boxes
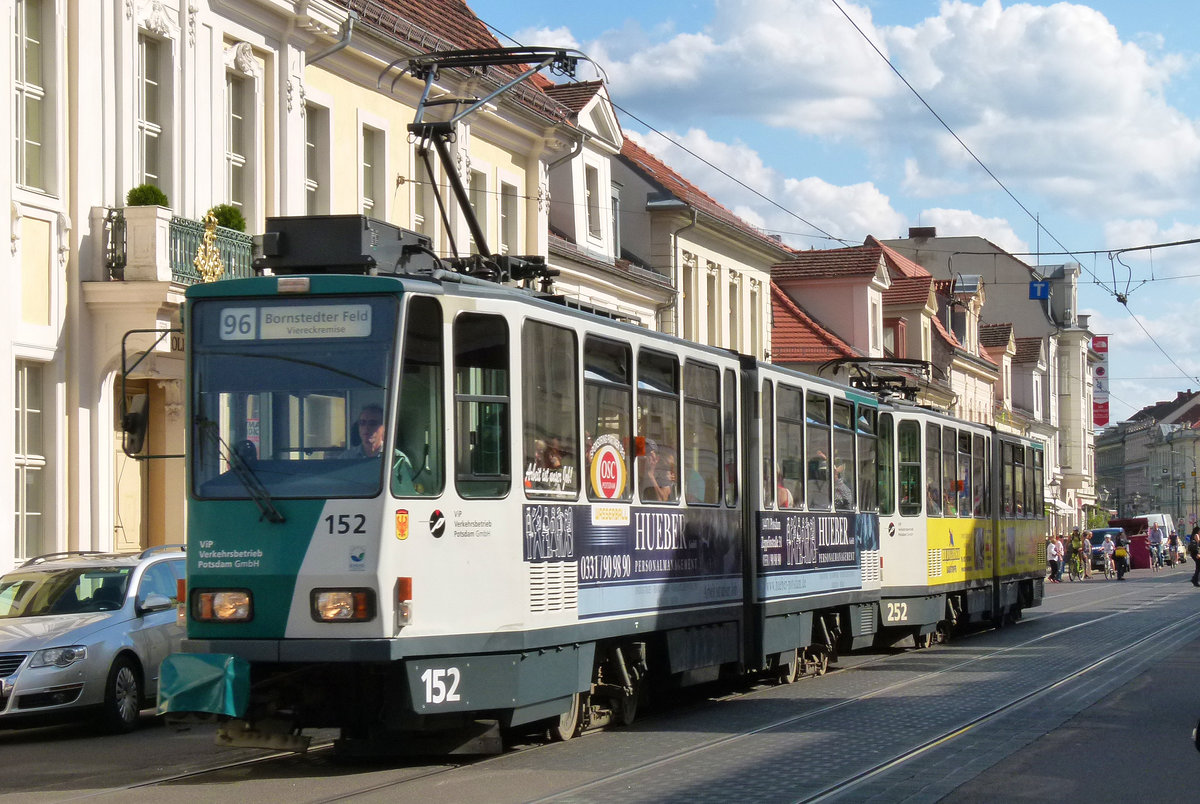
[619,137,788,254]
[868,236,929,279]
[770,283,861,363]
[543,80,603,114]
[931,311,959,348]
[884,275,933,306]
[773,244,883,281]
[978,323,1014,349]
[1013,336,1043,364]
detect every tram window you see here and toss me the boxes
[394,295,444,497]
[777,385,803,509]
[522,321,578,497]
[583,337,632,502]
[942,427,957,516]
[897,420,921,516]
[1032,447,1044,518]
[972,434,986,517]
[1024,445,1036,518]
[957,431,972,518]
[925,423,941,516]
[857,406,877,512]
[1002,442,1015,517]
[877,413,895,516]
[637,350,679,504]
[682,362,720,505]
[761,380,775,508]
[1013,445,1026,516]
[833,400,855,511]
[806,392,832,510]
[723,368,738,508]
[453,313,509,498]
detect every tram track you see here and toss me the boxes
[70,582,1199,803]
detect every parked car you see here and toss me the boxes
[0,546,185,732]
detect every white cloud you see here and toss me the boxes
[586,0,1200,220]
[628,128,907,246]
[917,208,1028,254]
[511,25,580,51]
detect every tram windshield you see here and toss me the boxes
[189,295,399,499]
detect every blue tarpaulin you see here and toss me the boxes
[157,653,250,717]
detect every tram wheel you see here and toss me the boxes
[812,651,829,676]
[615,685,640,727]
[777,649,800,684]
[547,692,582,742]
[915,632,934,649]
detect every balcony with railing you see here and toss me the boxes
[103,206,254,284]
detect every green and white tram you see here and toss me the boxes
[875,403,1044,646]
[158,215,884,751]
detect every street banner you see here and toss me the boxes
[1092,335,1109,427]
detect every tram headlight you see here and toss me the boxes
[192,590,252,622]
[311,589,376,622]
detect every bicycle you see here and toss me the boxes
[1068,552,1084,582]
[1150,544,1161,573]
[1103,553,1116,580]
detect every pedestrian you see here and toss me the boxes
[1114,531,1130,580]
[1046,534,1062,583]
[1054,533,1067,581]
[1189,526,1200,587]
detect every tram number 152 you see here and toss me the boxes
[885,602,909,623]
[420,667,462,705]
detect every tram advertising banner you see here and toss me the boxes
[755,511,874,600]
[522,504,742,618]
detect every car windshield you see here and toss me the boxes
[0,567,132,618]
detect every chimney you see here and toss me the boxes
[909,226,937,239]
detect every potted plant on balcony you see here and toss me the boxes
[206,203,246,233]
[126,183,169,208]
[120,183,172,281]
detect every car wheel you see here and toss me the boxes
[101,656,143,733]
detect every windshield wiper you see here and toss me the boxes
[195,417,286,524]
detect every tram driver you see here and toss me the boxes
[344,403,418,494]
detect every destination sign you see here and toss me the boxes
[219,304,372,340]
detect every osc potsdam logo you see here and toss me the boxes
[588,433,627,500]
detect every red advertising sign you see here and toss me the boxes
[1093,400,1110,427]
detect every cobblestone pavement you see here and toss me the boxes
[350,573,1200,804]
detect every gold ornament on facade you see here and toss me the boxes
[195,210,225,282]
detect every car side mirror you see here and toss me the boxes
[138,592,173,614]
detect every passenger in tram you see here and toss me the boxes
[639,440,671,502]
[833,463,854,509]
[926,485,942,516]
[777,467,795,509]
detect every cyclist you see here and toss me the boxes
[1148,523,1164,570]
[1100,533,1116,577]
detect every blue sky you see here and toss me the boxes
[469,0,1200,422]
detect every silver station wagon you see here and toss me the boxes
[0,546,185,732]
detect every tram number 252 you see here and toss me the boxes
[420,667,462,705]
[885,602,909,623]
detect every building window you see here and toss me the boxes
[706,267,719,346]
[468,169,487,254]
[14,0,49,191]
[611,183,622,257]
[412,152,435,239]
[585,164,601,239]
[136,34,166,193]
[15,361,48,558]
[226,73,248,212]
[305,103,329,215]
[361,126,381,215]
[728,277,740,350]
[499,182,518,256]
[870,300,881,352]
